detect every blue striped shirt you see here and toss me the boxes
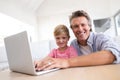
[71,32,120,63]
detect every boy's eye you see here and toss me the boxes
[56,37,60,40]
[62,37,66,39]
[55,37,67,40]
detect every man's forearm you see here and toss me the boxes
[68,50,116,67]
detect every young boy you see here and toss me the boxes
[48,24,78,58]
[35,24,78,70]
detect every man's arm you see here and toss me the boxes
[68,50,116,67]
[35,50,116,70]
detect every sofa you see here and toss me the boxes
[0,36,120,71]
[0,46,9,71]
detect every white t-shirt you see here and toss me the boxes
[79,45,92,55]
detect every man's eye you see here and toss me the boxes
[72,25,78,28]
[81,24,86,27]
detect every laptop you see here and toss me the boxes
[4,31,59,75]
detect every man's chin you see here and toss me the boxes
[77,37,86,41]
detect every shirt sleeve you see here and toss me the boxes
[69,46,78,58]
[48,49,56,58]
[96,34,120,63]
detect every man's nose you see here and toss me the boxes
[78,25,83,31]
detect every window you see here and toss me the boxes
[93,17,111,33]
[0,12,37,46]
[114,9,120,36]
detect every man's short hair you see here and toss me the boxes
[69,10,92,31]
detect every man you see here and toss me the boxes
[35,10,120,70]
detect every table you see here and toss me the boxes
[0,64,120,80]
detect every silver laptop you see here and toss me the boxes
[4,31,59,75]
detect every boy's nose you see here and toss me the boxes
[60,39,63,42]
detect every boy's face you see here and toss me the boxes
[55,33,69,49]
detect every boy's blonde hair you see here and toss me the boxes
[54,24,70,38]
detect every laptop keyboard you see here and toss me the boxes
[35,68,60,75]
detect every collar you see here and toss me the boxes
[87,32,94,45]
[75,32,95,46]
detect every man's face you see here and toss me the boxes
[70,16,91,42]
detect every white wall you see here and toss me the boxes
[110,0,120,15]
[104,0,120,37]
[99,0,120,37]
[0,0,120,41]
[37,0,111,18]
[37,0,114,41]
[0,0,39,44]
[0,0,37,26]
[37,13,76,41]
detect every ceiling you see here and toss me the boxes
[12,0,93,16]
[17,0,80,14]
[1,0,119,20]
[1,0,117,16]
[15,0,45,12]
